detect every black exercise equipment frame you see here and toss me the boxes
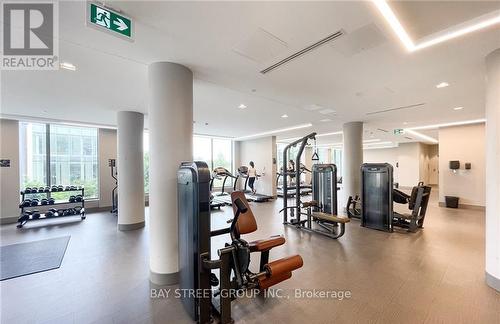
[109,158,118,215]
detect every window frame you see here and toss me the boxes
[20,122,100,200]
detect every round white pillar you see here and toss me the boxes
[148,62,193,285]
[117,111,145,231]
[342,122,363,203]
[485,48,500,292]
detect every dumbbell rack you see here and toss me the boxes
[17,187,86,228]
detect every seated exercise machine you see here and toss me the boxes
[210,167,237,205]
[360,163,432,233]
[280,133,349,239]
[109,159,118,215]
[234,166,273,202]
[178,162,303,324]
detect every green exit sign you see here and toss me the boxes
[393,128,405,135]
[88,3,133,40]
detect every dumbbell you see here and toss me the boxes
[69,195,76,203]
[57,185,64,192]
[20,199,31,208]
[44,186,51,192]
[24,187,32,193]
[40,198,48,206]
[18,213,30,223]
[74,206,83,214]
[70,185,77,190]
[45,210,55,218]
[65,186,71,191]
[38,187,45,193]
[31,211,41,219]
[48,197,55,205]
[75,195,83,202]
[51,185,58,192]
[30,199,39,206]
[57,209,65,216]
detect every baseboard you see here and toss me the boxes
[486,271,500,292]
[438,202,485,211]
[86,206,113,214]
[0,216,19,225]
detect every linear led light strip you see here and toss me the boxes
[373,0,500,52]
[281,131,343,142]
[234,123,313,141]
[407,118,486,131]
[405,129,438,144]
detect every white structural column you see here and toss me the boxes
[117,111,145,231]
[485,48,500,292]
[342,122,363,203]
[148,62,193,285]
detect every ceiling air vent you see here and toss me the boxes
[260,30,345,74]
[366,103,425,115]
[377,128,389,133]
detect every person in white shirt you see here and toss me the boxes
[248,161,257,194]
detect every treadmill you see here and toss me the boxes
[210,167,236,205]
[276,165,312,197]
[234,166,273,202]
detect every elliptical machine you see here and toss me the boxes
[109,159,118,215]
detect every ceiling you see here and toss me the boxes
[1,1,499,146]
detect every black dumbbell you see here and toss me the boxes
[44,186,51,192]
[38,187,45,193]
[30,199,39,206]
[74,206,83,214]
[70,185,77,190]
[25,187,32,193]
[51,185,58,192]
[45,210,54,218]
[20,199,31,208]
[75,195,83,202]
[65,186,71,191]
[18,213,30,223]
[57,209,65,216]
[58,185,64,192]
[40,198,48,205]
[48,197,55,205]
[69,195,76,203]
[31,211,41,219]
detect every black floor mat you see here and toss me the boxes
[0,236,70,281]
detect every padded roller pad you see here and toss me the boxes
[311,212,350,224]
[302,200,318,208]
[258,271,292,290]
[249,235,285,252]
[264,255,303,277]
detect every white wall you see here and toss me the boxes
[235,136,277,196]
[0,119,20,222]
[439,124,485,207]
[363,142,424,187]
[98,128,117,208]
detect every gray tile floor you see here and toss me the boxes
[1,191,499,323]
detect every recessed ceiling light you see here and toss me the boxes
[281,114,288,118]
[453,106,464,111]
[373,0,500,52]
[238,104,247,109]
[60,62,76,71]
[320,119,332,122]
[363,139,381,143]
[436,82,449,88]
